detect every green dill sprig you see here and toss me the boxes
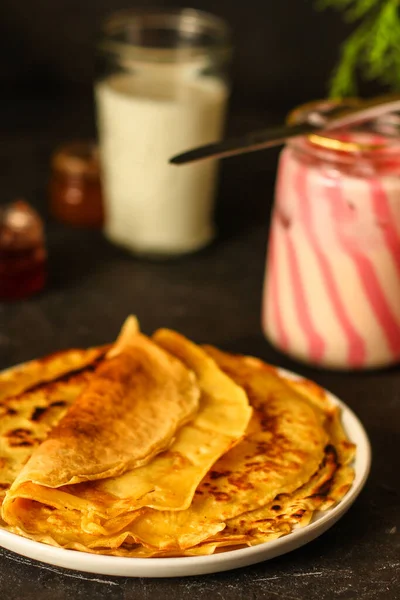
[317,0,400,97]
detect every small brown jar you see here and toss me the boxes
[50,142,104,228]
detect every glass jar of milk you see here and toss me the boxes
[96,9,231,257]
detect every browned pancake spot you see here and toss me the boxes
[0,406,17,417]
[210,491,230,502]
[227,475,255,491]
[28,400,68,423]
[4,428,38,447]
[341,440,356,450]
[209,470,232,480]
[50,400,67,408]
[291,509,306,518]
[30,407,47,422]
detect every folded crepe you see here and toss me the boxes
[94,352,354,557]
[105,346,332,551]
[82,416,354,558]
[0,321,355,558]
[0,349,108,509]
[2,325,252,544]
[2,319,200,520]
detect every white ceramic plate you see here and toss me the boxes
[0,368,371,578]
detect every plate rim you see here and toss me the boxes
[0,366,372,578]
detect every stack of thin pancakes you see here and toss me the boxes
[0,317,355,557]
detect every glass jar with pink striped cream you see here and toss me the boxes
[262,107,400,369]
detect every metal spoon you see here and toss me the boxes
[170,95,400,165]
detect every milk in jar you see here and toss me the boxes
[96,71,228,255]
[95,9,231,256]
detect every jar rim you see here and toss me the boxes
[287,98,400,159]
[97,8,232,63]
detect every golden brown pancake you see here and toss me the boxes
[1,330,251,544]
[0,325,356,558]
[0,369,97,511]
[112,347,331,551]
[90,370,355,557]
[0,344,110,513]
[3,324,200,529]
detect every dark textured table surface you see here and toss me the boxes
[0,91,399,599]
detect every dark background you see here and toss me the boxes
[0,0,356,220]
[0,0,348,108]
